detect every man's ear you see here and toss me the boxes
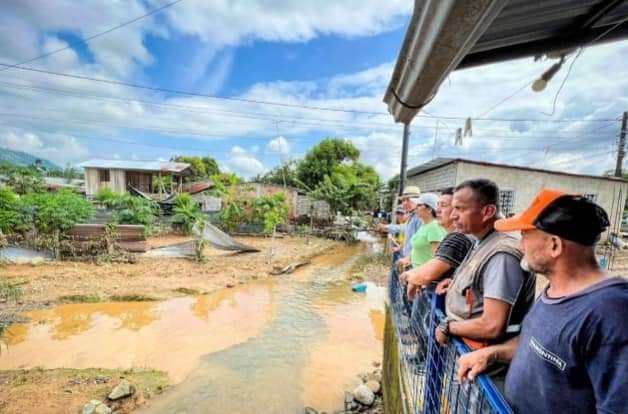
[549,236,563,258]
[481,204,497,221]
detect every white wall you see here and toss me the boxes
[455,162,628,233]
[407,162,457,192]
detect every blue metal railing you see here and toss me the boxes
[388,265,513,414]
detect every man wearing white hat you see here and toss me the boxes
[379,185,422,265]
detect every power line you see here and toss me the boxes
[0,63,391,116]
[0,0,184,73]
[0,63,621,124]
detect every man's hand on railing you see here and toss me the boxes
[435,278,452,295]
[435,327,450,345]
[456,347,494,383]
[407,283,421,301]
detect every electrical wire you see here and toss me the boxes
[0,0,184,73]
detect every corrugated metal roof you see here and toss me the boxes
[407,157,628,182]
[384,0,628,122]
[78,159,191,174]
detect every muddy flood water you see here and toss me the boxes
[0,244,386,413]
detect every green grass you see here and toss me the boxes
[110,294,157,302]
[58,294,100,303]
[173,287,200,295]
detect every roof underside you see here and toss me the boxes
[78,159,191,174]
[385,0,628,123]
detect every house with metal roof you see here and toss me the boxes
[406,157,628,229]
[78,159,192,196]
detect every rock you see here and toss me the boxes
[226,282,235,288]
[107,379,136,400]
[372,361,381,368]
[352,384,375,406]
[94,375,109,384]
[366,380,381,394]
[82,400,112,414]
[304,407,318,414]
[367,372,382,383]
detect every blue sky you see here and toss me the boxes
[0,1,627,179]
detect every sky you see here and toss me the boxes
[0,0,627,179]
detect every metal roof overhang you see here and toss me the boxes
[384,0,628,123]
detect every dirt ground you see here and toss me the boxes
[0,368,168,414]
[0,235,342,309]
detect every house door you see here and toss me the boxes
[126,172,152,193]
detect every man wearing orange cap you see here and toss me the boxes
[457,190,628,413]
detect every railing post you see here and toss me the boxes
[423,294,446,414]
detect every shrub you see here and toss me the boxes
[2,165,45,195]
[172,193,201,235]
[0,186,33,234]
[94,187,118,206]
[252,193,289,234]
[21,189,94,234]
[109,194,159,230]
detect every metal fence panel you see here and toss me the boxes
[387,266,513,414]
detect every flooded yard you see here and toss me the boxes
[0,243,387,413]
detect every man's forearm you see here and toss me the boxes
[487,336,519,364]
[449,317,504,340]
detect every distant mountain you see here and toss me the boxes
[0,147,59,170]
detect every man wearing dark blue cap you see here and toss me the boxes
[457,189,628,414]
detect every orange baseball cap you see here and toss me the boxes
[494,189,571,232]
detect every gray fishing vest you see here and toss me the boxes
[446,230,523,321]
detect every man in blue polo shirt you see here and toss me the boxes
[456,189,628,414]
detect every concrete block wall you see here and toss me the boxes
[407,163,457,193]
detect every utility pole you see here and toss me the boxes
[398,122,410,196]
[615,111,628,177]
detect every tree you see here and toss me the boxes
[254,160,300,188]
[296,138,360,190]
[309,162,381,215]
[172,155,221,181]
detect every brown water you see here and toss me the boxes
[0,244,385,413]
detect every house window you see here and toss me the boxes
[99,169,110,182]
[499,190,515,217]
[583,193,597,203]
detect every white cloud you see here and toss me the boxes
[225,146,265,177]
[159,0,411,46]
[0,130,88,166]
[267,136,290,155]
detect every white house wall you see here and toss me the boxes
[407,163,458,192]
[455,162,628,232]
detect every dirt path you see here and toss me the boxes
[0,235,341,308]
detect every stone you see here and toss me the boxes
[107,379,136,400]
[366,380,381,394]
[352,384,375,406]
[226,282,235,288]
[82,400,112,414]
[367,372,382,383]
[372,361,381,368]
[304,407,318,414]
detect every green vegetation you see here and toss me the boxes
[172,193,201,235]
[172,155,220,181]
[59,294,101,303]
[254,138,382,215]
[0,164,45,194]
[296,138,360,190]
[0,187,93,236]
[22,189,95,234]
[0,280,24,304]
[110,294,158,302]
[173,287,200,295]
[252,192,289,234]
[107,194,159,231]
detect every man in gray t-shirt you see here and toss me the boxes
[436,180,535,349]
